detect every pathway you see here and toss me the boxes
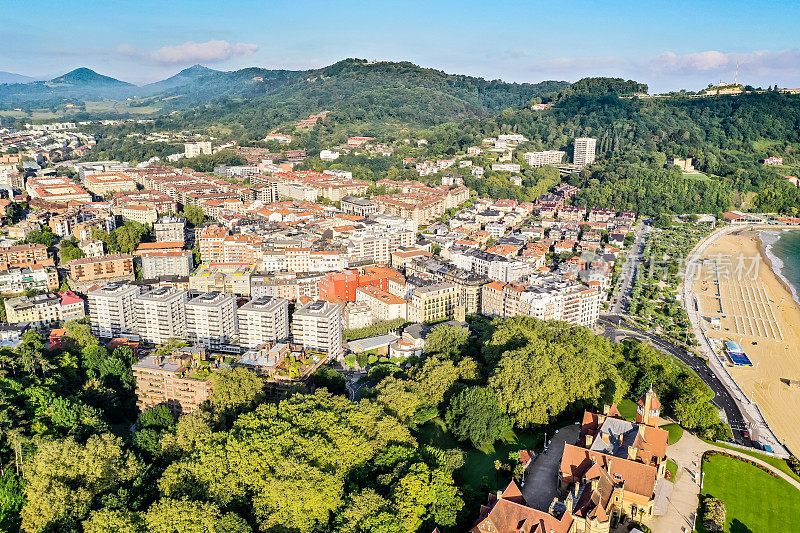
[521,424,579,510]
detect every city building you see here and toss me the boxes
[667,157,695,172]
[154,216,187,244]
[185,292,238,350]
[0,243,49,268]
[79,239,105,257]
[82,173,137,196]
[67,254,135,283]
[0,264,59,294]
[25,176,92,204]
[132,346,213,414]
[340,196,378,216]
[87,283,141,338]
[189,263,254,296]
[141,250,193,279]
[574,137,597,167]
[292,300,342,357]
[133,287,188,345]
[355,285,407,323]
[407,282,459,323]
[491,163,521,172]
[4,291,85,327]
[184,141,212,158]
[237,296,290,349]
[120,204,158,224]
[523,150,566,167]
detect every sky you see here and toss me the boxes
[3,0,800,92]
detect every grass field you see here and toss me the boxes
[702,439,800,483]
[661,423,684,445]
[698,454,800,532]
[417,418,543,496]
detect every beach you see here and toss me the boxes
[691,230,800,455]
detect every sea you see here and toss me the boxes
[760,229,800,304]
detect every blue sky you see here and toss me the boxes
[3,0,800,92]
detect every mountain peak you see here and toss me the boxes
[178,64,216,76]
[50,68,132,86]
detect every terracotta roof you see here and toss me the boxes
[560,444,658,500]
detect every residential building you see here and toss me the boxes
[121,203,158,224]
[189,263,254,296]
[154,216,187,244]
[407,282,459,323]
[141,250,193,279]
[67,254,134,283]
[237,296,290,349]
[25,176,92,203]
[133,287,188,345]
[523,150,566,167]
[132,346,213,414]
[0,265,59,294]
[79,239,105,257]
[355,285,407,323]
[491,163,521,172]
[292,300,342,357]
[319,150,340,160]
[4,291,85,327]
[574,137,597,167]
[184,142,212,158]
[87,283,141,338]
[82,173,137,196]
[343,301,372,329]
[764,156,784,166]
[185,292,238,350]
[0,243,49,267]
[667,157,695,172]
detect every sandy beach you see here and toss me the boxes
[692,230,800,455]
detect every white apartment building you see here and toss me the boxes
[292,300,342,357]
[355,285,407,323]
[491,163,521,172]
[4,293,84,327]
[277,182,317,202]
[186,292,238,350]
[133,287,188,345]
[185,142,212,158]
[523,150,566,167]
[141,251,193,279]
[154,217,187,244]
[87,283,141,338]
[319,150,340,161]
[574,137,597,167]
[237,296,290,349]
[407,283,459,323]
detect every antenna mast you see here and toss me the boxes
[735,61,739,85]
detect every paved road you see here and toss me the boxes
[599,314,751,447]
[521,424,579,510]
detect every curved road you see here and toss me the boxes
[599,314,751,446]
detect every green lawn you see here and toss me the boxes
[702,439,800,484]
[417,418,543,496]
[617,398,638,421]
[661,423,684,445]
[697,454,800,532]
[665,459,678,482]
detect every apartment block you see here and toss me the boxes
[132,348,213,414]
[237,296,290,349]
[87,283,141,338]
[0,265,59,294]
[0,243,49,267]
[573,137,597,167]
[355,285,407,323]
[340,196,378,216]
[185,141,212,158]
[185,292,238,350]
[154,216,187,244]
[82,173,138,196]
[189,263,254,296]
[141,250,193,279]
[67,254,134,283]
[133,287,188,345]
[407,283,459,323]
[4,291,85,327]
[523,150,566,167]
[292,300,343,357]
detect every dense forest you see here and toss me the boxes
[0,316,728,533]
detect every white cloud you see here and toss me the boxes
[116,40,259,65]
[650,49,800,77]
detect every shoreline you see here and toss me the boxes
[757,229,800,310]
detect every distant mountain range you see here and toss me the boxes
[0,60,569,128]
[0,71,36,84]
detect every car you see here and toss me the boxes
[743,431,750,439]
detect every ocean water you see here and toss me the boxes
[760,230,800,303]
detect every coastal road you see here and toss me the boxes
[599,314,752,446]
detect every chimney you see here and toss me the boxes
[628,446,637,461]
[585,434,594,447]
[603,404,611,415]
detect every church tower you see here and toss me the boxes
[636,387,661,427]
